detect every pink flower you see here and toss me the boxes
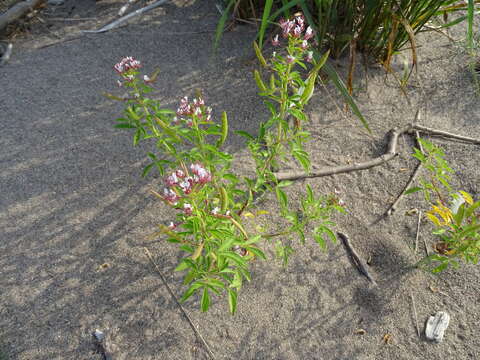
[163,188,179,204]
[190,163,212,184]
[279,19,295,38]
[305,51,313,63]
[176,96,192,116]
[168,222,177,230]
[114,56,141,74]
[165,172,180,187]
[301,40,309,50]
[293,26,302,38]
[272,34,280,46]
[286,55,296,64]
[186,119,193,127]
[304,26,314,41]
[179,178,193,194]
[183,203,193,215]
[295,14,305,31]
[193,97,205,107]
[175,169,185,178]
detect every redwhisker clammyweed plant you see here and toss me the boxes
[106,14,344,314]
[405,138,480,273]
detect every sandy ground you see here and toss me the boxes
[1,1,479,359]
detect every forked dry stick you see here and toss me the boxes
[143,247,215,360]
[385,110,423,216]
[337,232,377,286]
[274,123,480,182]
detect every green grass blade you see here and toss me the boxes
[213,0,236,52]
[467,0,475,53]
[322,62,371,133]
[268,0,303,25]
[258,0,274,48]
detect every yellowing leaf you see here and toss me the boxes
[432,202,452,224]
[459,191,474,205]
[243,212,255,219]
[191,242,204,260]
[256,210,269,216]
[426,212,442,227]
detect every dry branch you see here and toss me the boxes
[82,0,169,34]
[274,124,480,182]
[144,248,215,360]
[0,0,44,33]
[338,232,377,286]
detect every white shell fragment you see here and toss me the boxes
[425,311,450,343]
[93,329,105,342]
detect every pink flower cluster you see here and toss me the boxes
[174,96,212,126]
[161,163,212,215]
[272,13,315,63]
[114,56,141,75]
[278,14,314,40]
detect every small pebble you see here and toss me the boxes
[93,329,105,342]
[425,311,450,343]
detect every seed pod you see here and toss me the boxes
[254,70,267,93]
[216,111,228,148]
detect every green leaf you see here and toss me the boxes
[218,236,236,252]
[235,130,255,140]
[432,262,449,273]
[180,282,203,303]
[201,287,210,312]
[245,246,266,260]
[115,123,136,129]
[292,147,310,172]
[288,108,307,122]
[278,180,294,188]
[244,235,262,246]
[276,187,288,210]
[404,186,423,195]
[142,163,154,177]
[306,184,314,203]
[313,232,326,250]
[227,288,237,315]
[323,227,337,244]
[221,252,248,268]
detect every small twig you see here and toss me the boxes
[410,124,480,145]
[143,247,215,360]
[423,236,430,257]
[337,232,377,286]
[415,210,421,253]
[82,0,169,34]
[45,17,98,21]
[410,291,420,338]
[385,162,422,216]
